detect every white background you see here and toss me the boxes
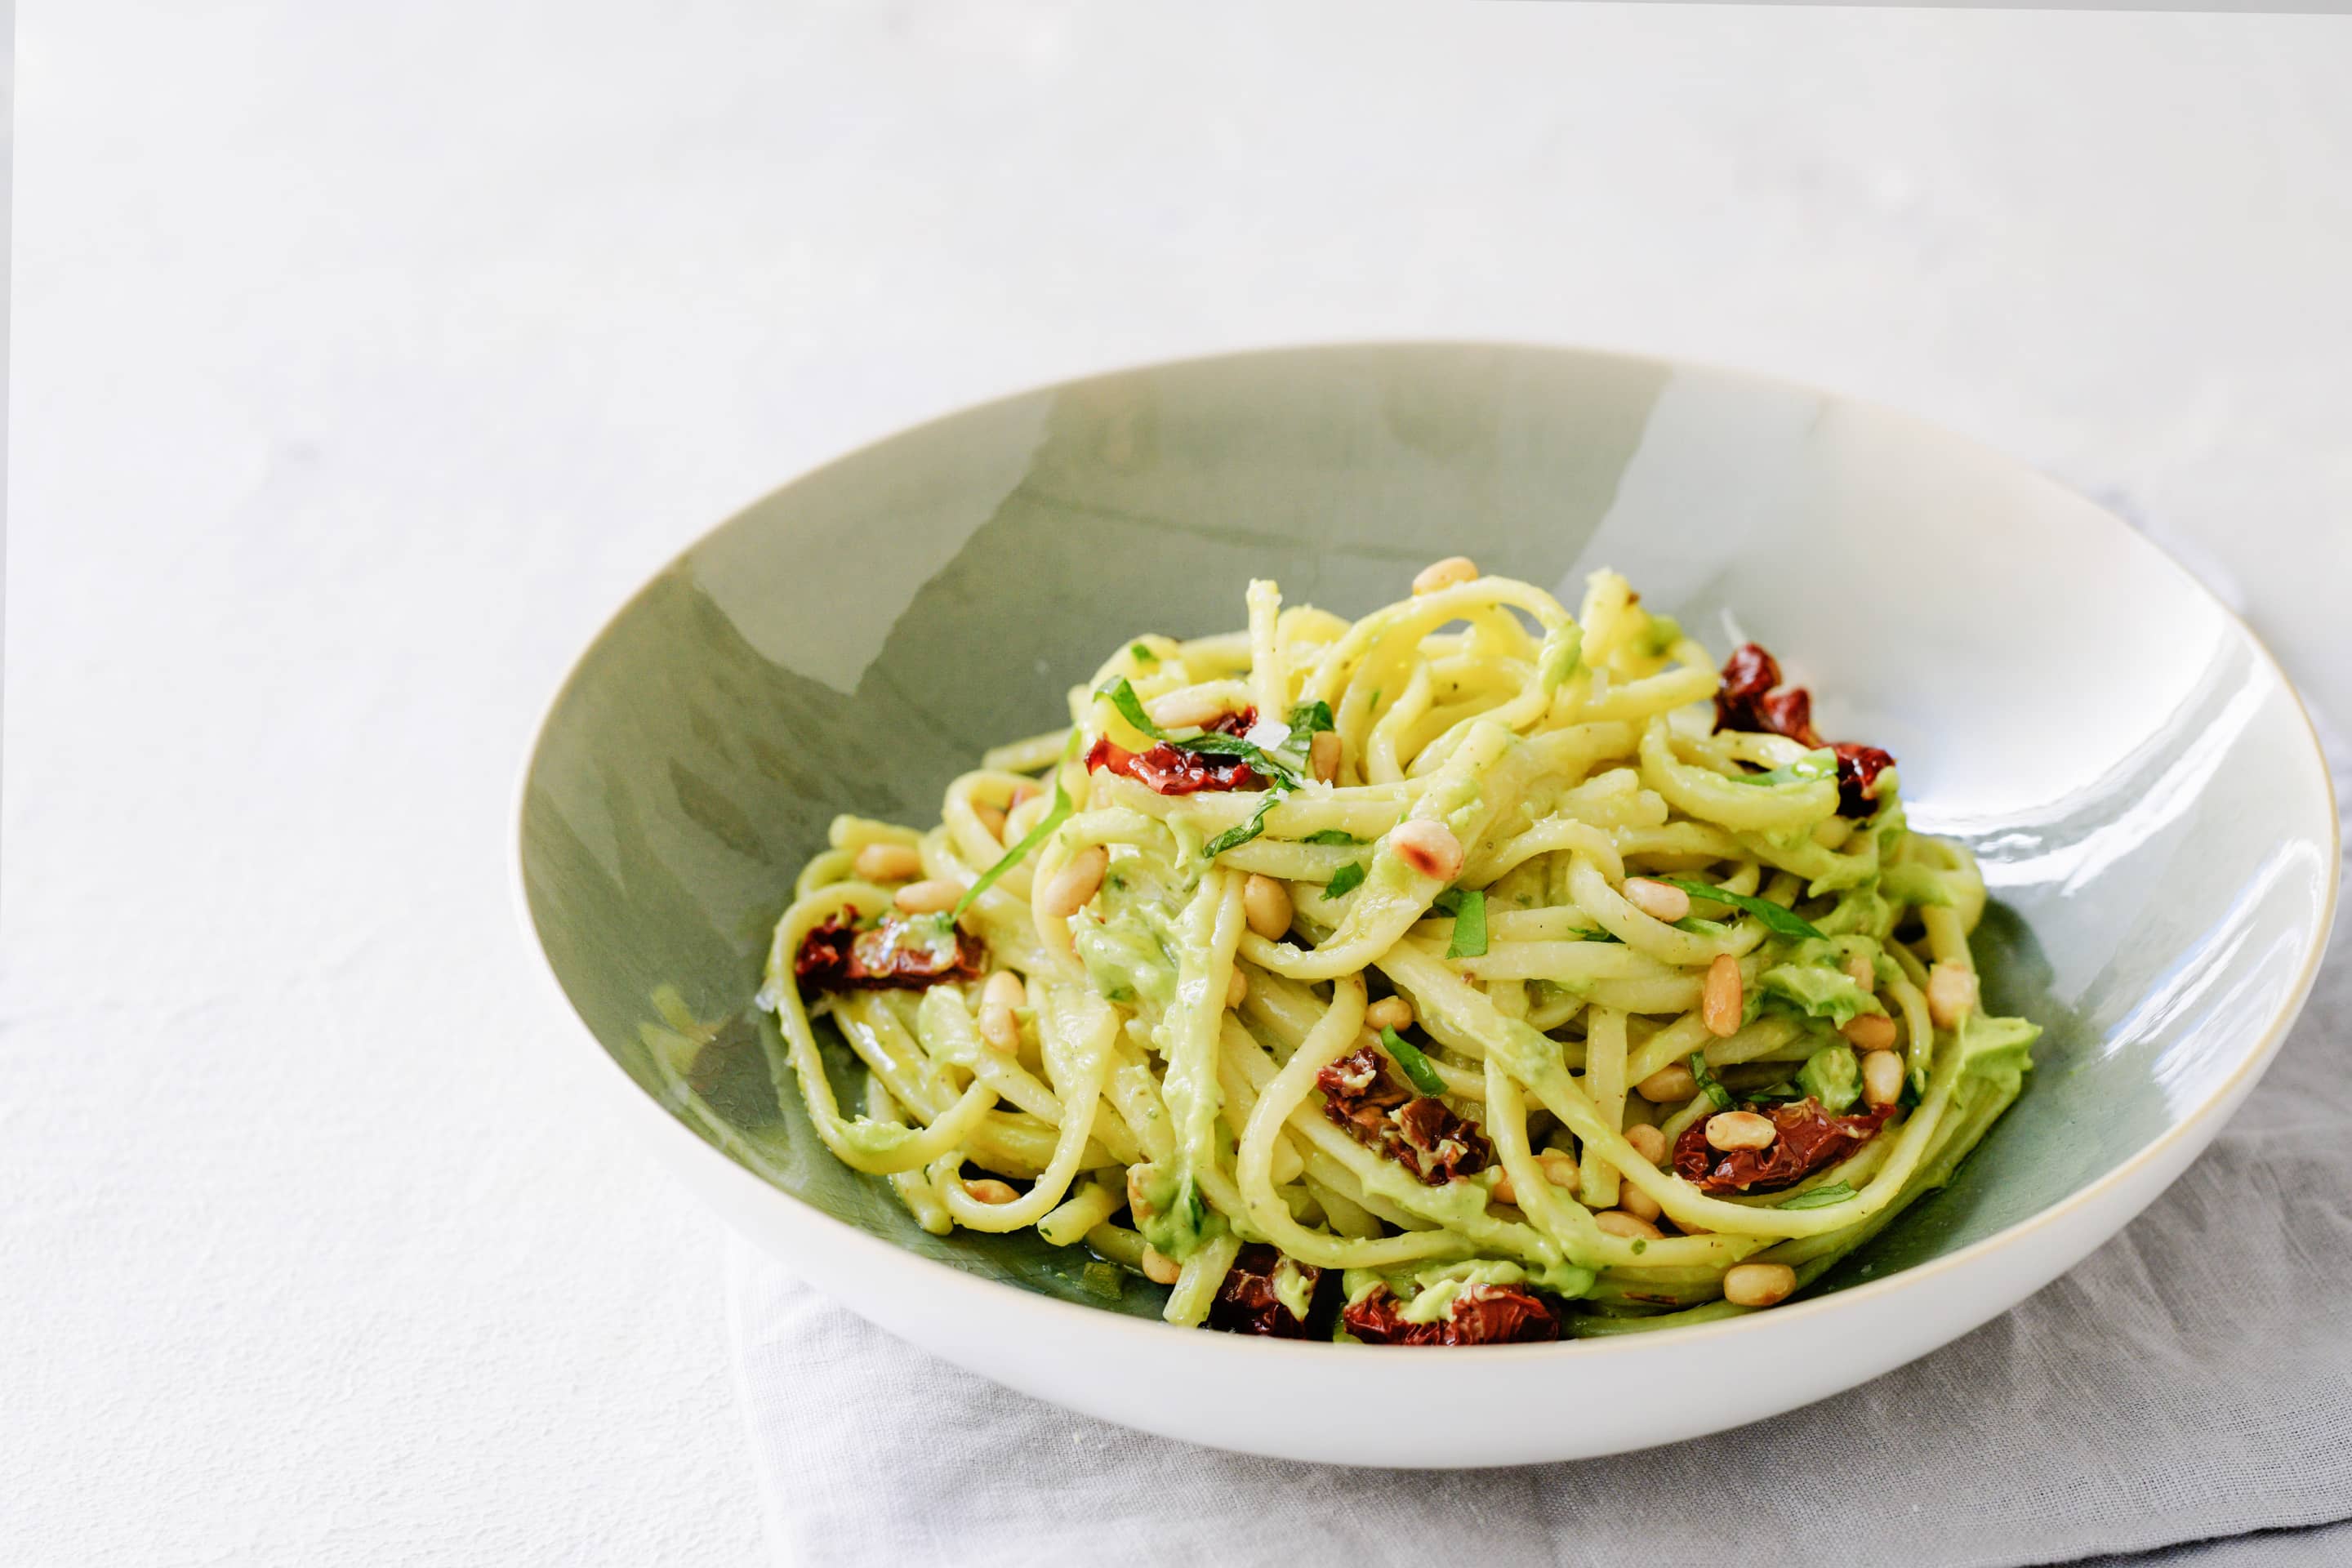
[7,4,2348,1563]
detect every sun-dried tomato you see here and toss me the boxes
[793,914,986,992]
[1673,1095,1893,1195]
[1713,643,1895,818]
[1314,1046,1491,1185]
[1083,707,1266,795]
[1342,1282,1561,1346]
[1205,1243,1322,1339]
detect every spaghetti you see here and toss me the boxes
[755,562,2038,1343]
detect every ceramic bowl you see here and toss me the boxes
[514,343,2337,1467]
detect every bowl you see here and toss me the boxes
[514,342,2338,1467]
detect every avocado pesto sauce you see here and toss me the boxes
[735,562,2035,1345]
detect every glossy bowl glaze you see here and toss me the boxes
[515,343,2337,1466]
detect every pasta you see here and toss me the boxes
[757,561,2039,1343]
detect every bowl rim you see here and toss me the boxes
[510,336,2342,1365]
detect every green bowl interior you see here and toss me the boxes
[520,344,2333,1325]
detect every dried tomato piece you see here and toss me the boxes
[1713,642,1895,818]
[1673,1095,1893,1195]
[1205,1243,1322,1339]
[1084,707,1266,795]
[1314,1046,1491,1185]
[1342,1282,1561,1346]
[793,914,986,992]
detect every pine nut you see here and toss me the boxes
[1703,953,1744,1037]
[1243,874,1294,940]
[1637,1063,1698,1103]
[983,970,1027,1013]
[853,842,923,882]
[1624,1123,1669,1166]
[1225,967,1249,1009]
[1490,1172,1517,1207]
[1622,877,1691,923]
[1617,1182,1664,1223]
[1039,845,1109,920]
[1927,961,1979,1030]
[1141,1246,1183,1285]
[1842,951,1877,991]
[1412,555,1479,596]
[978,971,1026,1054]
[893,878,963,915]
[1147,688,1233,732]
[1596,1209,1663,1241]
[1010,781,1045,807]
[1722,1262,1797,1307]
[1705,1110,1777,1152]
[1537,1152,1580,1189]
[1390,819,1465,883]
[1841,1012,1898,1052]
[1310,729,1342,783]
[1365,996,1414,1033]
[1861,1049,1905,1108]
[975,803,1008,840]
[965,1178,1019,1205]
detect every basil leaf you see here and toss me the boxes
[1201,792,1283,859]
[1658,878,1824,942]
[1299,829,1364,846]
[1094,677,1168,742]
[1687,1051,1734,1112]
[956,765,1076,917]
[1172,731,1303,788]
[1323,862,1368,898]
[1129,643,1158,664]
[1432,888,1488,959]
[1380,1026,1447,1097]
[1779,1181,1856,1210]
[1285,699,1335,735]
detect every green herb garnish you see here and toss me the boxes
[1285,699,1334,735]
[1299,828,1364,846]
[1659,878,1825,942]
[1688,1051,1734,1112]
[1129,643,1157,664]
[1201,791,1284,858]
[954,757,1076,917]
[1380,1026,1447,1096]
[1778,1181,1856,1210]
[1324,862,1368,898]
[1432,887,1488,959]
[1729,748,1837,788]
[1094,677,1168,742]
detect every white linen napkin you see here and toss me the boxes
[730,629,2351,1568]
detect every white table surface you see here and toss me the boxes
[7,4,2348,1563]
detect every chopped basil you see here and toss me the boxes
[1324,861,1368,898]
[1171,731,1304,788]
[1299,828,1364,846]
[1729,748,1838,788]
[1380,1025,1447,1096]
[1094,677,1169,742]
[1779,1181,1856,1210]
[1285,699,1335,735]
[1129,643,1157,664]
[1201,791,1284,858]
[956,771,1073,916]
[1659,877,1825,942]
[1687,1051,1734,1112]
[1432,887,1488,959]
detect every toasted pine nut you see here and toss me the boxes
[1141,1245,1183,1285]
[1703,953,1743,1037]
[1537,1152,1581,1189]
[1622,877,1691,923]
[1596,1209,1663,1241]
[1412,555,1479,596]
[964,1178,1019,1205]
[893,878,963,915]
[1637,1063,1698,1103]
[1624,1123,1669,1165]
[978,972,1025,1054]
[1010,781,1046,807]
[1842,951,1877,991]
[1841,1012,1898,1052]
[1617,1182,1664,1223]
[1722,1262,1797,1307]
[1705,1110,1777,1152]
[1927,961,1980,1030]
[1242,874,1294,940]
[1390,819,1464,883]
[1365,996,1414,1033]
[1147,688,1234,732]
[1039,845,1109,920]
[1861,1049,1905,1107]
[853,842,923,882]
[1225,967,1249,1009]
[983,970,1026,1013]
[1490,1172,1517,1207]
[1310,729,1342,783]
[974,803,1008,840]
